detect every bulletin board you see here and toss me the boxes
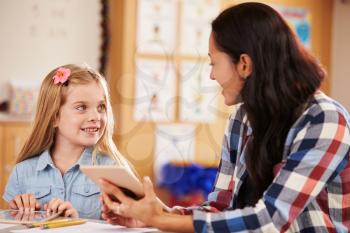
[108,0,333,202]
[108,0,228,181]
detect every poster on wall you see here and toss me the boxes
[179,61,219,122]
[136,0,177,55]
[273,5,311,49]
[134,58,176,122]
[154,124,196,184]
[179,0,220,56]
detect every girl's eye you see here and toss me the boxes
[98,104,106,112]
[76,105,86,111]
[209,62,214,66]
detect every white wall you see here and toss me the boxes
[0,0,101,89]
[331,0,350,111]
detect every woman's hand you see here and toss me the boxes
[100,198,147,227]
[8,193,41,212]
[99,176,163,226]
[44,198,79,218]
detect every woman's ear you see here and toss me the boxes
[53,114,59,128]
[237,54,252,79]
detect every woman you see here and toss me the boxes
[99,3,350,232]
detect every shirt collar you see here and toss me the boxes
[36,149,54,171]
[239,113,252,165]
[247,126,252,136]
[242,112,253,136]
[36,147,94,171]
[77,147,94,166]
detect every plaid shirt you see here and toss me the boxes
[184,92,350,232]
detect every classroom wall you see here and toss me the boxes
[109,0,233,174]
[331,0,350,111]
[0,0,101,98]
[1,1,347,110]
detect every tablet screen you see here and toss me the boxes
[0,210,60,224]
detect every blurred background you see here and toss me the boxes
[0,0,349,208]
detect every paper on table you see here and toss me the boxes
[0,223,16,229]
[11,221,158,233]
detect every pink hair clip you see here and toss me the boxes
[53,67,71,85]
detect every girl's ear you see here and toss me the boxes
[237,54,252,79]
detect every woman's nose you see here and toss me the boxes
[210,73,215,80]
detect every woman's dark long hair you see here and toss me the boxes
[212,3,325,204]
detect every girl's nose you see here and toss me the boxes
[89,109,101,121]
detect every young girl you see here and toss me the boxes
[3,64,131,219]
[99,3,350,232]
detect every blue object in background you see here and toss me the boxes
[296,21,310,45]
[159,162,218,198]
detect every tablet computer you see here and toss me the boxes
[80,165,144,199]
[0,209,61,224]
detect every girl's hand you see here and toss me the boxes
[44,198,79,218]
[99,176,163,226]
[9,193,41,212]
[10,209,36,221]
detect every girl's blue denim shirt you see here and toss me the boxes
[3,147,116,219]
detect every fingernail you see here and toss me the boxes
[24,208,29,213]
[19,207,23,212]
[30,208,34,212]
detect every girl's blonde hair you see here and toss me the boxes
[16,64,129,168]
